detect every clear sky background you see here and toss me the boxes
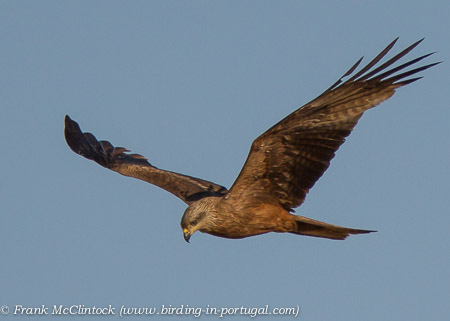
[1,1,449,320]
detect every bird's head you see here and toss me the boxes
[180,197,219,242]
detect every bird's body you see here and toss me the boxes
[180,196,371,240]
[182,197,295,239]
[64,38,438,242]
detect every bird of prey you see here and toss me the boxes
[65,38,437,242]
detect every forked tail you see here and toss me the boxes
[291,216,375,240]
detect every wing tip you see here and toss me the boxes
[64,114,76,130]
[64,115,151,167]
[64,115,83,152]
[328,37,438,92]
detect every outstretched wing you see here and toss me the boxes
[227,38,438,211]
[64,115,228,204]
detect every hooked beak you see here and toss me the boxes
[183,228,191,243]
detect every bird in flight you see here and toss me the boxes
[65,38,437,242]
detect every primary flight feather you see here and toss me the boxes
[65,38,438,242]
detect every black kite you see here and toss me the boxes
[64,38,438,241]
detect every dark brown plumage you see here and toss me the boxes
[64,38,438,242]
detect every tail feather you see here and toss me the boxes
[291,216,375,240]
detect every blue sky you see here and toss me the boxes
[1,1,449,320]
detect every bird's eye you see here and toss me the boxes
[191,219,198,226]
